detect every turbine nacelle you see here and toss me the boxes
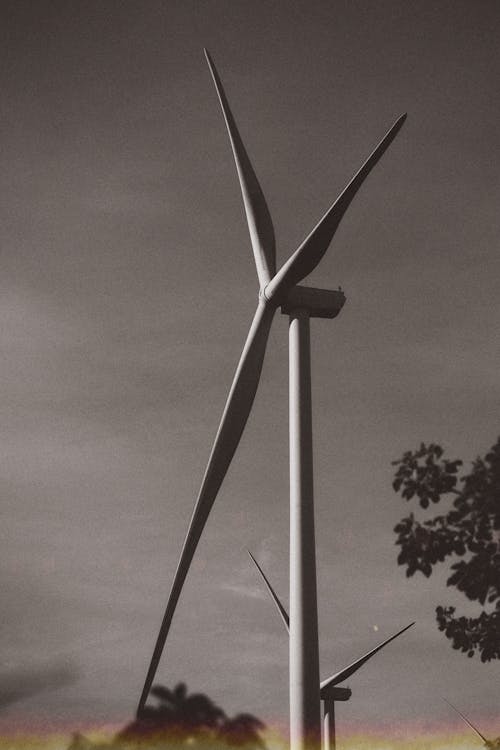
[259,282,346,319]
[280,285,346,319]
[320,685,352,702]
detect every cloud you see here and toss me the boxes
[0,660,80,711]
[218,581,267,601]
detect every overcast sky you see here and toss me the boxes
[1,0,499,744]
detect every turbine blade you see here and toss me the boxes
[137,302,275,715]
[320,621,414,691]
[247,550,290,632]
[205,49,276,289]
[265,114,407,300]
[443,699,489,744]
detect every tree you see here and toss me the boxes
[219,713,267,748]
[146,682,225,735]
[391,437,500,662]
[118,682,267,748]
[119,682,225,745]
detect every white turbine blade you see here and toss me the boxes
[320,621,415,691]
[205,49,276,289]
[443,699,489,744]
[247,550,290,632]
[264,114,407,301]
[138,302,275,715]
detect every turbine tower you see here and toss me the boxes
[444,700,500,749]
[138,50,406,749]
[248,550,414,750]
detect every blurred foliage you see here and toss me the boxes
[392,438,500,662]
[66,682,267,750]
[117,682,267,749]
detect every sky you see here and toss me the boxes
[0,0,499,744]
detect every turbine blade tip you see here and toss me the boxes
[392,113,407,130]
[394,113,407,131]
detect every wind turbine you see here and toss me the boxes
[248,550,415,750]
[138,49,406,745]
[444,699,500,749]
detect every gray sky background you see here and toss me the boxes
[0,0,499,742]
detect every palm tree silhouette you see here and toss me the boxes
[120,682,225,742]
[148,683,225,733]
[118,682,267,748]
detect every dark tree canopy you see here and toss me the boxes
[118,682,267,748]
[392,437,500,662]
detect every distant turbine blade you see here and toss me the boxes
[443,699,489,744]
[205,49,276,289]
[320,621,415,691]
[137,302,275,715]
[247,550,290,632]
[265,114,407,301]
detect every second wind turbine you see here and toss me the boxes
[248,550,415,750]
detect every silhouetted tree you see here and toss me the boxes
[392,438,500,662]
[118,682,267,748]
[119,682,225,744]
[219,713,266,748]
